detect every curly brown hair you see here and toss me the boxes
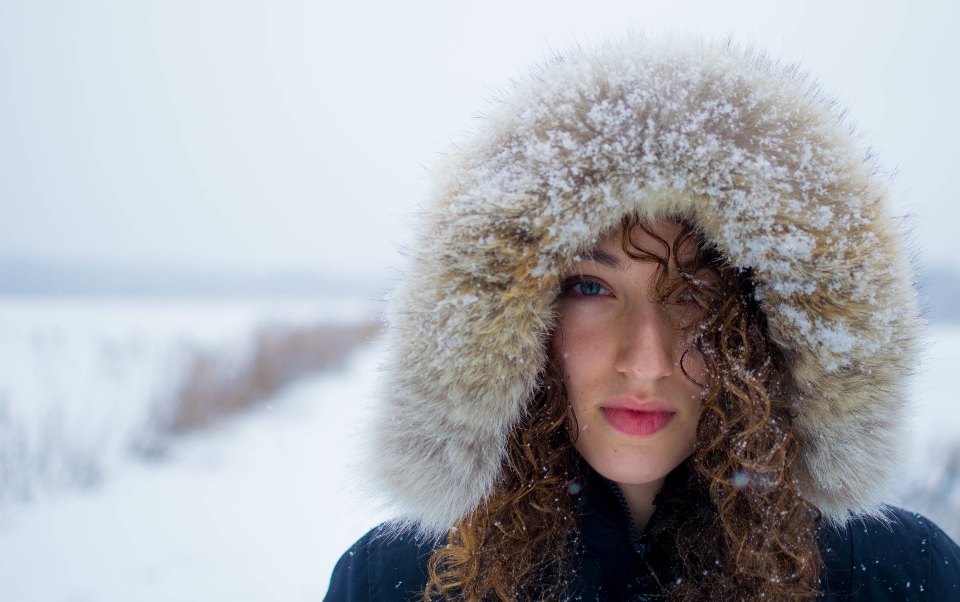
[424,215,822,602]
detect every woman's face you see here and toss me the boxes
[554,220,707,488]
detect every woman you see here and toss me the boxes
[325,36,960,601]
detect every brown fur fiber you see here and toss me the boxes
[366,35,921,535]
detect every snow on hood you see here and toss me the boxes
[367,35,921,535]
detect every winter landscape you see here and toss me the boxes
[2,1,959,600]
[0,296,957,601]
[0,296,390,601]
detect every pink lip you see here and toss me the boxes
[601,397,676,437]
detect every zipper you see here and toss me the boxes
[601,477,671,599]
[605,479,652,560]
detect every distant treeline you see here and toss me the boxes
[2,258,959,322]
[0,258,388,298]
[919,267,960,322]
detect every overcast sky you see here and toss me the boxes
[1,0,958,281]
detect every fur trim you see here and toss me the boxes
[368,35,921,535]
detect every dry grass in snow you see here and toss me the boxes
[169,321,381,431]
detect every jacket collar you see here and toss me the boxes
[574,464,686,600]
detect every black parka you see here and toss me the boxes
[324,467,960,602]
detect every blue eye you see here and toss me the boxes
[576,281,606,296]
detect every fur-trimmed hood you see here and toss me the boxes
[368,35,921,535]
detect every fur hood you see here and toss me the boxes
[368,35,921,535]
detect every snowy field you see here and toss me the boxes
[0,297,386,601]
[0,297,380,506]
[0,299,957,601]
[0,347,388,602]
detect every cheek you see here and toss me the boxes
[553,321,609,390]
[675,340,708,438]
[553,329,603,429]
[678,341,709,388]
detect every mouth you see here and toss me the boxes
[600,398,676,437]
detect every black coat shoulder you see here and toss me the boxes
[323,523,434,602]
[323,507,960,602]
[820,506,960,601]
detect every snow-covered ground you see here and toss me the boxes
[0,299,957,601]
[892,325,960,537]
[905,326,960,454]
[0,296,387,602]
[0,297,378,506]
[0,346,388,602]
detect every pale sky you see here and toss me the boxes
[1,0,958,280]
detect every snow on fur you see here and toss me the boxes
[368,35,921,535]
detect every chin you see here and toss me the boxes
[579,445,682,487]
[599,463,674,487]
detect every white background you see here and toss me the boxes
[2,0,958,278]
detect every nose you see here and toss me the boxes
[614,298,676,381]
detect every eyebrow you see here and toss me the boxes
[578,248,626,272]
